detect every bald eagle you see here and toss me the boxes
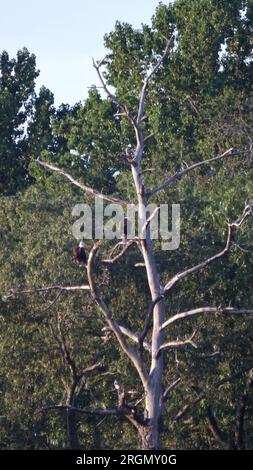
[114,379,126,407]
[73,241,87,266]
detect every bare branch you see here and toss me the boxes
[161,306,253,331]
[87,241,103,297]
[158,330,198,355]
[137,36,174,124]
[49,316,77,381]
[215,365,253,388]
[7,285,90,298]
[140,167,155,174]
[143,134,155,144]
[232,242,251,254]
[188,350,220,360]
[37,158,128,206]
[160,377,182,415]
[94,37,173,165]
[38,404,135,417]
[102,325,151,353]
[148,147,246,197]
[93,58,142,156]
[79,362,104,379]
[164,201,253,293]
[109,241,124,256]
[93,58,128,112]
[175,395,204,421]
[92,58,136,130]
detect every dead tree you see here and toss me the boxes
[9,38,253,450]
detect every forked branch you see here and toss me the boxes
[93,37,174,164]
[158,330,198,356]
[148,148,253,198]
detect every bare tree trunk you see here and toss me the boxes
[67,408,80,450]
[139,424,158,450]
[132,164,165,449]
[143,389,162,449]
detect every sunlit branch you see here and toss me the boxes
[7,284,90,298]
[147,147,252,197]
[161,306,253,331]
[37,158,128,205]
[140,207,160,238]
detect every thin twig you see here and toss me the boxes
[102,241,135,264]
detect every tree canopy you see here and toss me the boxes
[1,0,253,450]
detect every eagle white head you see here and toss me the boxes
[114,379,120,390]
[79,241,85,248]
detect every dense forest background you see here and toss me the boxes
[1,0,253,449]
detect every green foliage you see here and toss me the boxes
[1,0,253,450]
[0,48,39,195]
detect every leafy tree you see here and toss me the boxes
[1,0,253,450]
[27,86,55,159]
[0,48,39,195]
[29,34,253,448]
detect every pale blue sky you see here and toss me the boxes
[1,0,163,106]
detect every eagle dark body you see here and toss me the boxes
[74,241,87,265]
[120,217,132,241]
